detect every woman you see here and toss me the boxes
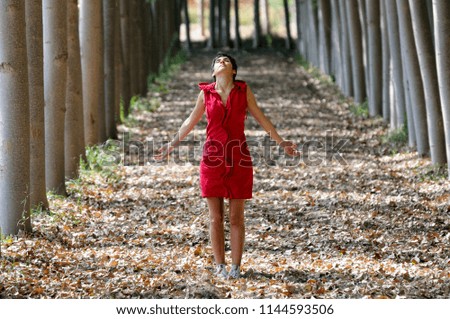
[155,52,298,279]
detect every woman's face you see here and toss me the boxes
[212,56,236,79]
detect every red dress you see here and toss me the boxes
[199,81,253,199]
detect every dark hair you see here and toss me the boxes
[211,52,238,81]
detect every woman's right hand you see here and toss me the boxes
[154,142,174,161]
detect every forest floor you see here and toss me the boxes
[1,49,449,299]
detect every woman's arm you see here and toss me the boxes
[154,91,205,160]
[247,85,299,156]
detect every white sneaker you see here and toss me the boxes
[227,265,240,279]
[214,264,228,279]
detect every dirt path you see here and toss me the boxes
[1,50,449,298]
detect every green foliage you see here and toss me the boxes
[46,191,66,202]
[349,100,369,118]
[382,125,408,145]
[130,96,160,113]
[416,164,448,182]
[148,50,187,94]
[30,203,46,217]
[80,141,122,183]
[0,233,13,245]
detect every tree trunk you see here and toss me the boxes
[260,0,271,37]
[318,0,331,74]
[433,0,450,173]
[104,0,117,140]
[384,0,406,129]
[26,0,49,210]
[182,0,192,50]
[43,0,67,195]
[253,0,262,48]
[97,2,106,144]
[223,0,231,47]
[120,0,131,117]
[306,0,319,67]
[283,0,292,50]
[330,0,342,88]
[233,0,241,49]
[409,0,446,163]
[380,0,391,121]
[208,0,217,48]
[65,0,85,180]
[396,0,429,154]
[199,0,205,37]
[366,0,382,116]
[357,0,369,98]
[345,0,366,104]
[114,0,122,124]
[295,0,306,57]
[0,0,31,235]
[129,0,139,98]
[338,0,352,97]
[80,0,102,145]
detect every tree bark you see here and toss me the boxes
[223,0,231,47]
[208,0,217,48]
[0,0,31,235]
[80,0,102,145]
[295,0,306,57]
[283,0,292,50]
[409,0,446,163]
[199,0,205,37]
[233,0,241,50]
[384,0,406,129]
[345,0,366,104]
[318,0,331,74]
[380,0,391,121]
[330,0,342,88]
[103,0,117,140]
[114,0,121,124]
[306,0,319,67]
[396,0,429,154]
[43,0,67,195]
[129,0,139,98]
[338,0,352,97]
[120,0,131,117]
[65,0,85,179]
[253,0,262,48]
[366,0,382,116]
[260,0,271,37]
[358,0,369,98]
[433,0,450,172]
[26,0,49,210]
[182,0,192,50]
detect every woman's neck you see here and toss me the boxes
[215,76,234,92]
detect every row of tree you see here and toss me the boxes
[296,0,449,175]
[184,0,449,175]
[0,0,181,235]
[183,0,294,50]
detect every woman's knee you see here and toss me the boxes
[210,213,224,226]
[229,210,244,226]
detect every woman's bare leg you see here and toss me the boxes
[206,197,225,265]
[229,199,245,266]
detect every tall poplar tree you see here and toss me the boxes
[0,0,31,234]
[79,0,103,145]
[26,0,49,209]
[43,0,68,195]
[65,0,85,179]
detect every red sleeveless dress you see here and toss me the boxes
[199,81,253,199]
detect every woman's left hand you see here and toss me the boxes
[280,140,300,157]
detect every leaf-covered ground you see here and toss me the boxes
[1,50,449,299]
